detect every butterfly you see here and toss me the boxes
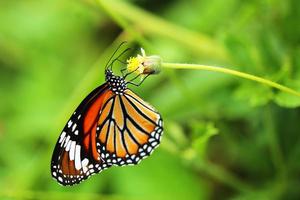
[51,44,163,186]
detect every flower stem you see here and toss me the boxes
[162,62,300,98]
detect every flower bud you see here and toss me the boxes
[126,48,162,75]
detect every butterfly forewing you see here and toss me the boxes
[51,68,164,186]
[51,83,113,186]
[96,89,163,166]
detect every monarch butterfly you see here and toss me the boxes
[51,44,163,186]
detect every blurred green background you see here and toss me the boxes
[1,0,300,199]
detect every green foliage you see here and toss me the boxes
[0,0,300,199]
[275,80,300,107]
[190,120,219,157]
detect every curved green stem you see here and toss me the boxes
[162,62,300,98]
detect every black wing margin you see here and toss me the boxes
[51,83,113,186]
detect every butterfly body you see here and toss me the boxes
[51,68,163,186]
[105,69,127,95]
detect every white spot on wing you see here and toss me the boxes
[68,120,73,128]
[59,132,66,143]
[75,145,81,170]
[140,152,146,157]
[72,123,77,132]
[147,146,152,153]
[69,141,76,160]
[82,158,89,167]
[66,140,72,151]
[152,141,158,147]
[64,136,70,148]
[60,136,67,147]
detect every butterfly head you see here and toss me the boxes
[105,69,127,95]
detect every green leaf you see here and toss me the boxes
[275,80,300,108]
[190,120,219,157]
[234,82,274,107]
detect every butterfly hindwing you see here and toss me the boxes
[96,89,163,166]
[51,67,164,186]
[51,83,114,186]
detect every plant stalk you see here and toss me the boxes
[162,62,300,98]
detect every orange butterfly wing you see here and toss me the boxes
[51,83,114,186]
[96,89,163,166]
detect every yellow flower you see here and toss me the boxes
[126,48,161,75]
[126,56,144,74]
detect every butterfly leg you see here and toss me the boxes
[120,67,127,76]
[127,74,150,87]
[123,65,142,78]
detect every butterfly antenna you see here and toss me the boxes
[108,47,131,71]
[105,41,127,70]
